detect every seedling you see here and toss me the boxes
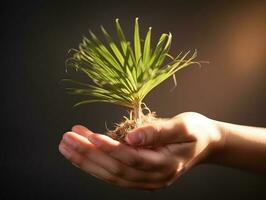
[65,18,199,141]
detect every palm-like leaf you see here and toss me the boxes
[65,18,198,114]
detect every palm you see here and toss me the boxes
[64,18,199,140]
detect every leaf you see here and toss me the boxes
[143,27,152,66]
[134,17,142,63]
[115,18,128,56]
[148,33,168,69]
[101,25,124,66]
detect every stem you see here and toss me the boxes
[133,100,142,126]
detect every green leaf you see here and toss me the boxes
[148,33,168,68]
[143,27,152,66]
[101,25,124,66]
[115,18,128,56]
[134,17,142,63]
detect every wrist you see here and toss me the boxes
[204,119,227,164]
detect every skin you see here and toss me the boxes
[58,112,266,190]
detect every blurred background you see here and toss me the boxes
[1,0,266,199]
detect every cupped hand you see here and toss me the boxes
[59,112,224,190]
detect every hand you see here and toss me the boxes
[58,112,224,189]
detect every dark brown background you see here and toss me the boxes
[1,0,266,199]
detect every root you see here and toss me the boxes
[106,105,157,142]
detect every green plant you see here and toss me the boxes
[65,18,199,140]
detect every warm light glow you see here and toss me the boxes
[223,3,266,73]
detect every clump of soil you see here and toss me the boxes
[107,111,157,142]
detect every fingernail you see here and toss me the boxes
[59,145,71,159]
[88,135,101,147]
[63,136,77,148]
[126,132,144,145]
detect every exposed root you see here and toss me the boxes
[107,106,157,142]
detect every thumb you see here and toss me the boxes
[125,119,185,147]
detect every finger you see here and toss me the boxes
[59,142,112,180]
[71,125,94,138]
[88,133,173,171]
[62,131,127,177]
[88,133,137,166]
[61,132,165,182]
[59,143,170,190]
[125,118,195,147]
